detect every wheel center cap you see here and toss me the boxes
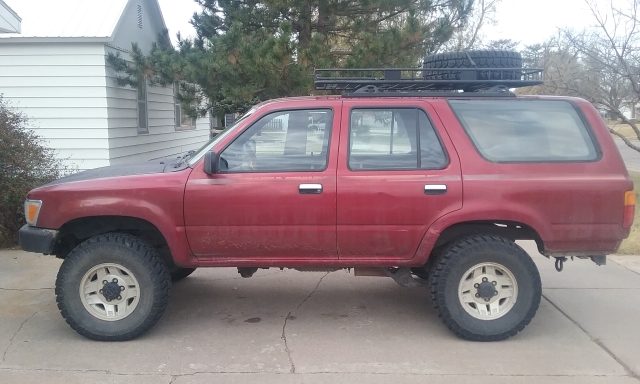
[101,281,122,301]
[476,281,496,300]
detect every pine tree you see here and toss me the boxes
[107,0,473,119]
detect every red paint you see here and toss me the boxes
[27,170,195,265]
[336,100,463,261]
[27,95,633,267]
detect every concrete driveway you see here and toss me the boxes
[1,242,640,383]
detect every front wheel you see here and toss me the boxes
[428,235,541,341]
[55,233,171,341]
[169,266,197,282]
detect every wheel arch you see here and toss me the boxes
[53,216,183,267]
[415,219,546,266]
[433,220,544,251]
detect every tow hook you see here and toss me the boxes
[555,257,567,272]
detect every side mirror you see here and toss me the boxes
[203,151,219,175]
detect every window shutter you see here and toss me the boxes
[137,78,148,133]
[175,104,181,128]
[138,102,147,132]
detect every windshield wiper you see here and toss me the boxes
[173,150,196,168]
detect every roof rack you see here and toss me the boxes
[314,68,543,96]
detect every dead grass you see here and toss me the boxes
[617,171,640,255]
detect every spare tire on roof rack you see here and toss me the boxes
[422,50,523,81]
[313,51,542,94]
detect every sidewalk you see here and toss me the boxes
[0,242,639,383]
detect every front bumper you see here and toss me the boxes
[19,224,59,254]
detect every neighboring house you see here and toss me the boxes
[621,102,640,122]
[0,0,210,170]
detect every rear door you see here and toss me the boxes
[336,99,463,261]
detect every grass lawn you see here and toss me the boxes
[617,171,640,254]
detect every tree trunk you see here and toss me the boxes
[297,2,313,51]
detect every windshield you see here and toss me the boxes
[187,108,256,167]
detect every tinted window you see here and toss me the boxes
[349,108,447,170]
[220,109,332,172]
[449,100,598,162]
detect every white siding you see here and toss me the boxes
[0,43,110,170]
[104,48,210,165]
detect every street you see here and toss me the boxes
[1,242,640,383]
[616,139,640,173]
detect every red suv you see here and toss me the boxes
[19,54,634,342]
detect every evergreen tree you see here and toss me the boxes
[108,0,473,119]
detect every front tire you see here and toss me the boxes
[55,233,170,341]
[169,267,197,282]
[428,235,541,341]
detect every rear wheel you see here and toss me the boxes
[428,234,541,341]
[55,233,170,341]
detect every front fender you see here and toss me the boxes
[27,170,195,265]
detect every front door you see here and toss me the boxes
[337,100,463,261]
[184,104,340,261]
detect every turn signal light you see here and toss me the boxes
[24,200,42,226]
[623,191,635,229]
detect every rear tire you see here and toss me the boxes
[428,234,541,341]
[55,233,170,341]
[423,50,523,82]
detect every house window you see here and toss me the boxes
[137,77,148,134]
[174,82,196,131]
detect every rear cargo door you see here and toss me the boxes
[336,100,463,260]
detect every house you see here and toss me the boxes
[621,102,640,122]
[0,0,211,170]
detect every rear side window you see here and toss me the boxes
[349,108,448,170]
[449,100,598,162]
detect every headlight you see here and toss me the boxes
[24,200,42,226]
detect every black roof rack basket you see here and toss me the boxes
[314,67,543,94]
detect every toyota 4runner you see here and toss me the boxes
[18,51,635,342]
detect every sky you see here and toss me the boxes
[482,0,596,46]
[156,0,200,44]
[157,0,599,47]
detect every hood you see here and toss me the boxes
[44,156,189,187]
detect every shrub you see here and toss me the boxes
[0,97,73,247]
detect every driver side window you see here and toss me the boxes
[220,109,332,172]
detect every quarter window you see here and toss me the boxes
[449,100,598,162]
[348,108,448,170]
[220,109,332,172]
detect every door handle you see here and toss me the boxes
[424,184,447,195]
[299,183,323,194]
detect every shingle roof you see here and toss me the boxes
[0,0,129,39]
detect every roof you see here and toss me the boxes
[0,0,165,42]
[0,0,21,33]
